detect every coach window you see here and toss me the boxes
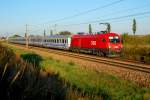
[58,39,60,43]
[59,39,61,43]
[65,39,67,43]
[62,39,64,43]
[63,39,64,43]
[60,39,62,43]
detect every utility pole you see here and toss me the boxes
[54,24,57,35]
[25,24,29,48]
[44,29,46,37]
[50,30,53,36]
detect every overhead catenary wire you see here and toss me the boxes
[28,1,150,34]
[86,2,150,21]
[43,2,150,28]
[29,11,150,34]
[57,11,150,27]
[43,0,125,24]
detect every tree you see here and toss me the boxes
[132,19,136,35]
[106,23,111,33]
[89,24,92,34]
[12,34,21,37]
[59,31,72,35]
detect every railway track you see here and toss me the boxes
[9,43,150,73]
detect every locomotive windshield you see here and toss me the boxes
[109,36,120,44]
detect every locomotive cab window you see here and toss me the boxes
[109,36,120,44]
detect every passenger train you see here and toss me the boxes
[8,32,123,57]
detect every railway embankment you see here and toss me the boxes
[1,42,150,100]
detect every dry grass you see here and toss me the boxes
[121,34,150,63]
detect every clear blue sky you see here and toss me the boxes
[0,0,150,37]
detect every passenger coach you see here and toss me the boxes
[42,35,71,49]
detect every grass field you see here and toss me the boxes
[1,43,150,100]
[121,34,150,63]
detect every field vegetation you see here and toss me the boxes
[121,34,150,63]
[1,42,150,100]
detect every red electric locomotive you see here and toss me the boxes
[70,32,123,57]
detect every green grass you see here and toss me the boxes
[3,42,150,100]
[42,57,148,100]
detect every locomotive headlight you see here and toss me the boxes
[114,46,118,48]
[108,45,111,49]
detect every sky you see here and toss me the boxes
[0,0,150,37]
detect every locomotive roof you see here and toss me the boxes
[72,33,119,38]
